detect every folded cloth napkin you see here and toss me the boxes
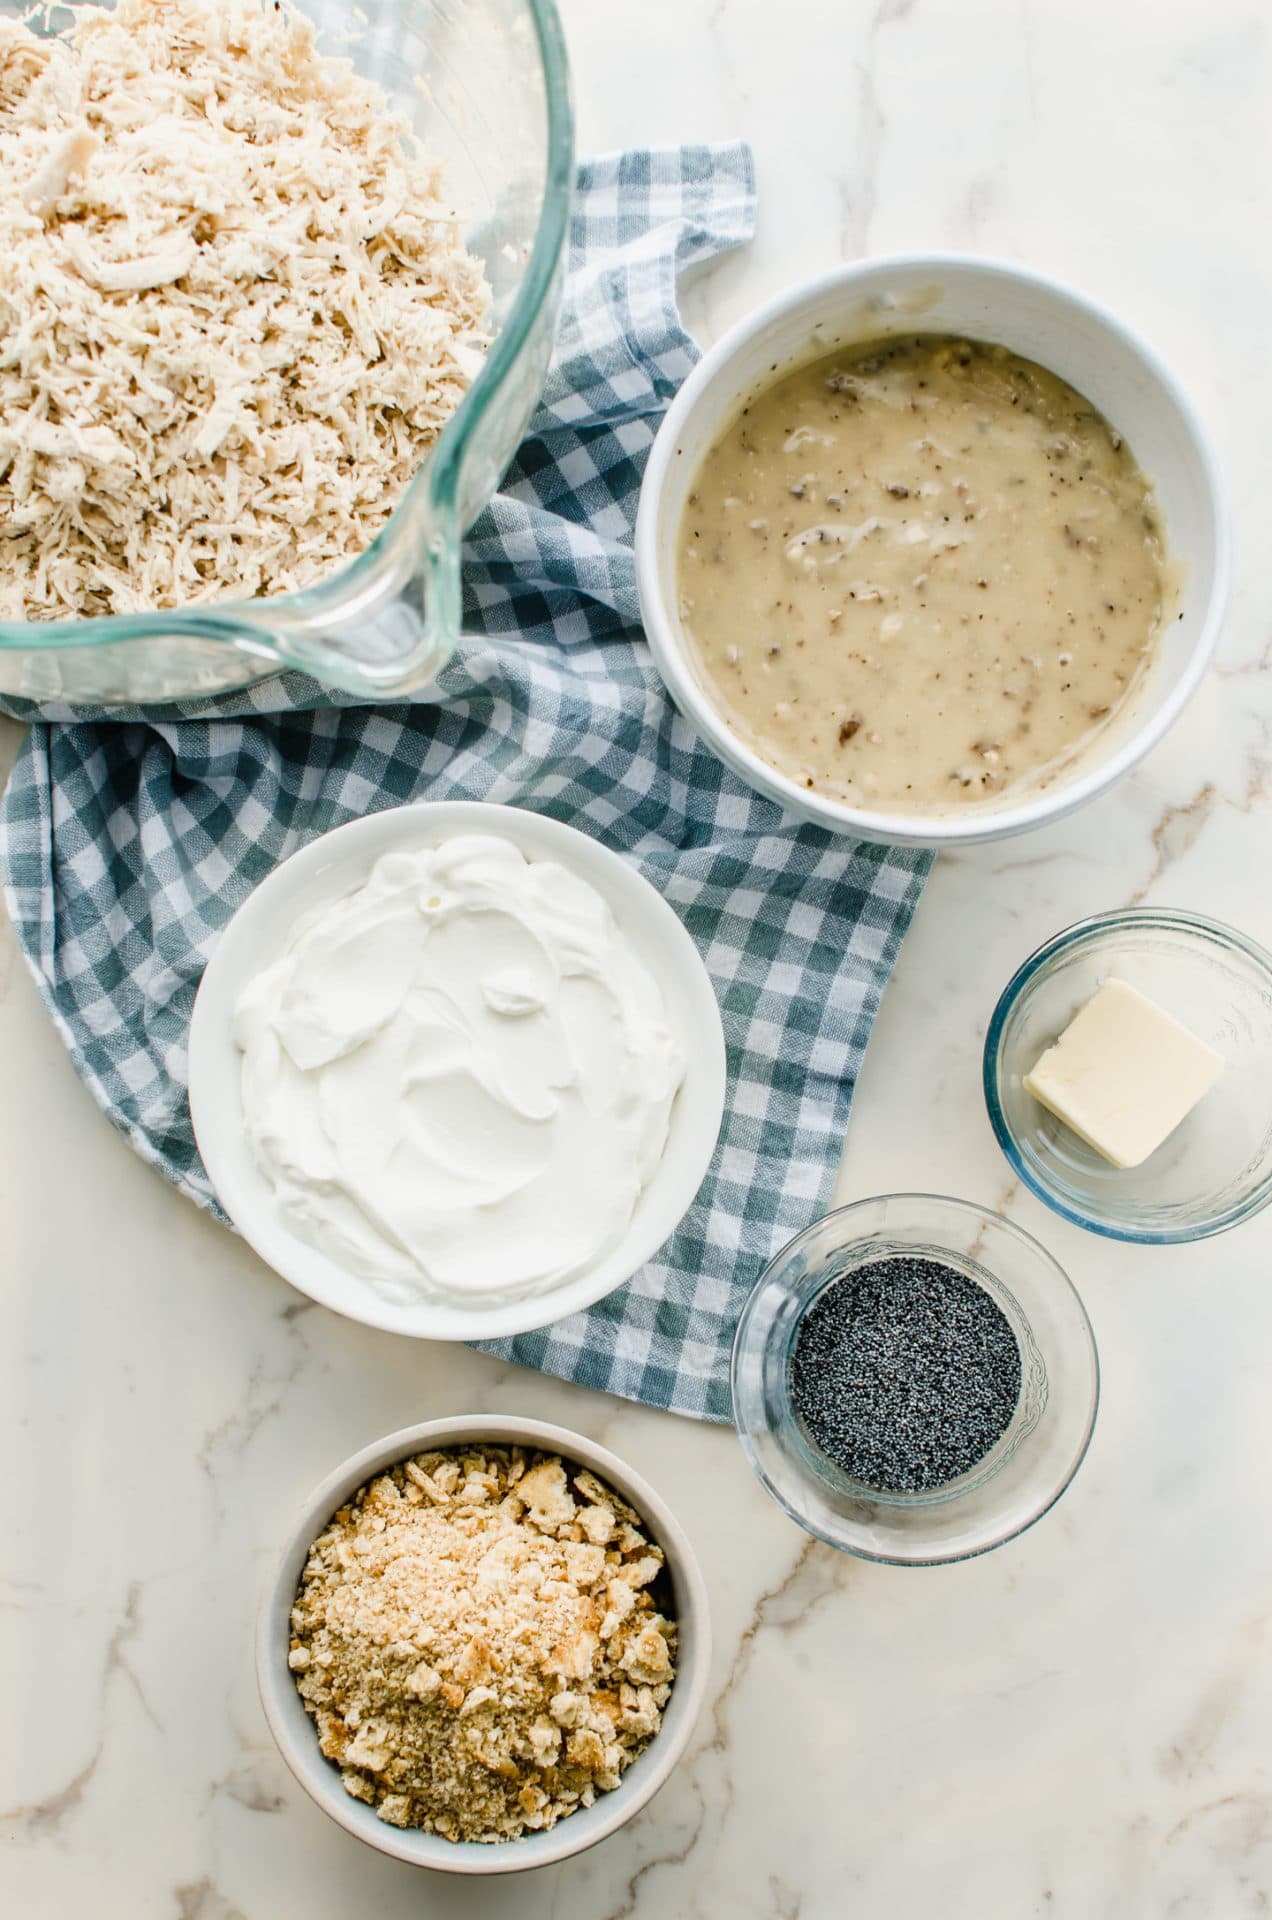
[0,145,931,1421]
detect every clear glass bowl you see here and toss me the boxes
[985,908,1272,1244]
[730,1194,1099,1566]
[0,0,573,706]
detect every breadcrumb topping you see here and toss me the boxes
[289,1448,678,1843]
[0,0,489,620]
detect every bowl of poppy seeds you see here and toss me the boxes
[730,1193,1100,1565]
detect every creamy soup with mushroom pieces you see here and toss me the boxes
[676,334,1175,815]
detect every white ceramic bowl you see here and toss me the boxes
[258,1415,712,1874]
[635,253,1230,849]
[188,802,726,1339]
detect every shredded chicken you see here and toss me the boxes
[0,0,490,619]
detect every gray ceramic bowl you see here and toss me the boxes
[258,1415,712,1874]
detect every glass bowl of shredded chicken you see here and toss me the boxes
[0,0,573,704]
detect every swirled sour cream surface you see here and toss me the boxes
[233,836,686,1306]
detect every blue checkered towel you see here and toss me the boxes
[0,145,930,1420]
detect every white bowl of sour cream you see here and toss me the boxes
[188,804,726,1339]
[636,254,1229,848]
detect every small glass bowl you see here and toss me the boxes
[984,908,1272,1244]
[730,1194,1099,1567]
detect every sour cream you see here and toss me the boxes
[233,835,685,1306]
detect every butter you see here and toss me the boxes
[1023,978,1223,1170]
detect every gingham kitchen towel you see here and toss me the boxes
[0,144,931,1420]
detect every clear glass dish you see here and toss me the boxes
[0,0,574,706]
[730,1194,1099,1567]
[985,909,1272,1244]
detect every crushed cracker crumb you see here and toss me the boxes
[289,1447,678,1844]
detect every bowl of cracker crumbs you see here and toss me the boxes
[258,1417,712,1872]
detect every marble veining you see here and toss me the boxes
[6,0,1272,1914]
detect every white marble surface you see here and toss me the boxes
[5,3,1272,1914]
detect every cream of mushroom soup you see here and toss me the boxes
[676,334,1175,815]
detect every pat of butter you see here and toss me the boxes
[1023,978,1223,1170]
